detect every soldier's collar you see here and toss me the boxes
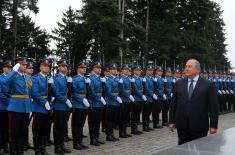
[94,73,100,77]
[59,72,66,77]
[78,73,84,77]
[17,71,25,76]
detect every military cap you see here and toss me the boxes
[57,59,68,66]
[15,56,27,65]
[2,60,13,68]
[92,61,102,68]
[39,58,51,66]
[77,61,87,68]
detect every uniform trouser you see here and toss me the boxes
[131,101,143,131]
[228,94,233,111]
[53,110,68,147]
[105,105,119,136]
[0,110,8,150]
[72,108,88,144]
[142,102,152,128]
[222,94,228,112]
[24,113,32,146]
[88,107,103,140]
[152,100,163,126]
[46,113,53,141]
[218,94,223,113]
[64,110,71,138]
[101,105,107,130]
[162,99,170,124]
[32,113,50,152]
[8,112,29,155]
[119,102,131,133]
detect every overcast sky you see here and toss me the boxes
[31,0,235,67]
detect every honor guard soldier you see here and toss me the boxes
[162,67,173,126]
[105,63,122,141]
[71,61,90,150]
[3,57,32,155]
[52,59,72,154]
[213,70,223,113]
[232,73,235,110]
[0,60,13,154]
[131,65,147,135]
[142,65,156,132]
[119,64,134,138]
[24,59,35,151]
[89,61,106,146]
[152,66,166,128]
[31,58,52,155]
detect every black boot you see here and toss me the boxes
[55,145,64,155]
[143,126,150,132]
[106,135,115,141]
[73,142,83,150]
[119,132,128,138]
[61,143,71,153]
[96,138,105,144]
[90,138,99,146]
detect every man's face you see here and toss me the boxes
[93,67,101,75]
[184,60,199,78]
[19,64,27,73]
[110,68,117,76]
[165,71,171,77]
[122,68,130,76]
[146,69,153,76]
[26,68,34,75]
[40,64,50,74]
[58,65,68,74]
[174,72,181,78]
[134,69,141,76]
[77,67,87,75]
[2,67,11,74]
[156,70,163,76]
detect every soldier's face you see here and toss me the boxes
[58,65,68,74]
[146,69,153,76]
[110,68,117,75]
[2,67,11,74]
[40,64,50,74]
[174,72,180,78]
[19,64,27,73]
[122,68,130,75]
[104,70,110,77]
[156,70,163,76]
[165,71,171,76]
[93,67,101,75]
[78,67,86,75]
[134,69,141,76]
[26,68,34,75]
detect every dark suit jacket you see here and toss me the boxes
[169,76,219,131]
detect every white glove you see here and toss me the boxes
[226,90,230,94]
[119,79,123,84]
[67,76,73,83]
[222,90,226,94]
[83,98,90,107]
[129,95,135,102]
[85,78,91,84]
[230,90,234,94]
[101,97,106,105]
[117,96,123,104]
[131,78,135,83]
[172,79,176,83]
[142,78,146,82]
[48,77,54,84]
[171,93,173,97]
[66,99,72,108]
[45,101,51,111]
[142,95,147,101]
[101,77,106,83]
[153,94,158,100]
[153,78,157,82]
[51,97,55,103]
[218,90,222,94]
[13,63,20,72]
[163,94,167,100]
[163,78,167,82]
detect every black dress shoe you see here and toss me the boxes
[80,143,89,149]
[64,136,72,142]
[143,127,150,132]
[154,124,163,129]
[106,135,115,141]
[61,144,71,153]
[55,146,64,155]
[126,133,132,137]
[96,138,105,144]
[90,139,100,146]
[119,132,128,138]
[111,135,119,141]
[73,143,83,150]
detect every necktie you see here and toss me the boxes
[188,79,194,99]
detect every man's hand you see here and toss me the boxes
[209,128,217,134]
[169,124,176,132]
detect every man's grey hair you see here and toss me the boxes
[187,59,201,73]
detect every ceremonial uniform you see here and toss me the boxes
[88,62,106,146]
[52,60,71,154]
[71,62,89,150]
[31,58,51,155]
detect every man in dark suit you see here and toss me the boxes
[169,59,219,145]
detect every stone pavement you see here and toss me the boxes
[25,112,235,155]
